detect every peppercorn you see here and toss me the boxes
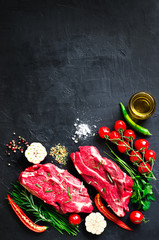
[5,135,29,156]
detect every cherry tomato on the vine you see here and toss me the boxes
[114,120,127,134]
[117,141,130,153]
[134,139,149,153]
[138,162,151,174]
[98,127,110,139]
[130,211,144,224]
[130,151,142,164]
[69,214,81,225]
[109,131,121,143]
[144,149,156,163]
[123,129,135,142]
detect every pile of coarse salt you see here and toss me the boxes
[72,118,96,143]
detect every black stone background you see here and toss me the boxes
[0,0,159,239]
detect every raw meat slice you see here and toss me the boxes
[70,146,133,217]
[19,163,93,214]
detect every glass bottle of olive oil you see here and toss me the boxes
[128,92,156,120]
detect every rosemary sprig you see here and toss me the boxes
[10,184,79,235]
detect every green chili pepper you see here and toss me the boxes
[120,102,152,136]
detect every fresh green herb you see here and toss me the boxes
[45,189,53,193]
[43,180,49,183]
[64,199,72,204]
[106,172,114,184]
[101,188,105,195]
[61,176,70,184]
[61,177,66,183]
[67,187,72,199]
[93,161,102,170]
[80,182,84,192]
[103,187,105,196]
[10,184,79,235]
[47,173,50,176]
[57,172,61,176]
[102,161,105,166]
[105,143,155,211]
[36,184,41,188]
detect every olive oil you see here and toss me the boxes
[128,92,156,120]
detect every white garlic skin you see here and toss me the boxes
[25,142,47,164]
[85,212,107,235]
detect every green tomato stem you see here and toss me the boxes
[110,136,156,180]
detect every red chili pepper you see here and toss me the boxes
[7,195,47,233]
[94,194,133,231]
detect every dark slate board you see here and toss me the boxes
[0,0,159,240]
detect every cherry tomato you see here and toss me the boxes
[109,131,121,142]
[138,162,151,174]
[130,211,144,224]
[130,151,142,164]
[134,139,149,153]
[98,127,110,139]
[68,214,81,225]
[144,149,156,163]
[117,141,130,153]
[123,129,136,142]
[114,120,127,134]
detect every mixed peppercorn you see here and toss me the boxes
[5,135,29,156]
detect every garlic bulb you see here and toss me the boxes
[25,142,47,164]
[85,212,107,235]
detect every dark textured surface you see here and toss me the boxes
[0,0,159,239]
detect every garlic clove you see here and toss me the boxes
[92,228,97,234]
[25,142,47,164]
[85,212,107,235]
[100,221,107,228]
[86,225,93,232]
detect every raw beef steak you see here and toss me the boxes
[19,163,93,214]
[70,146,133,217]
